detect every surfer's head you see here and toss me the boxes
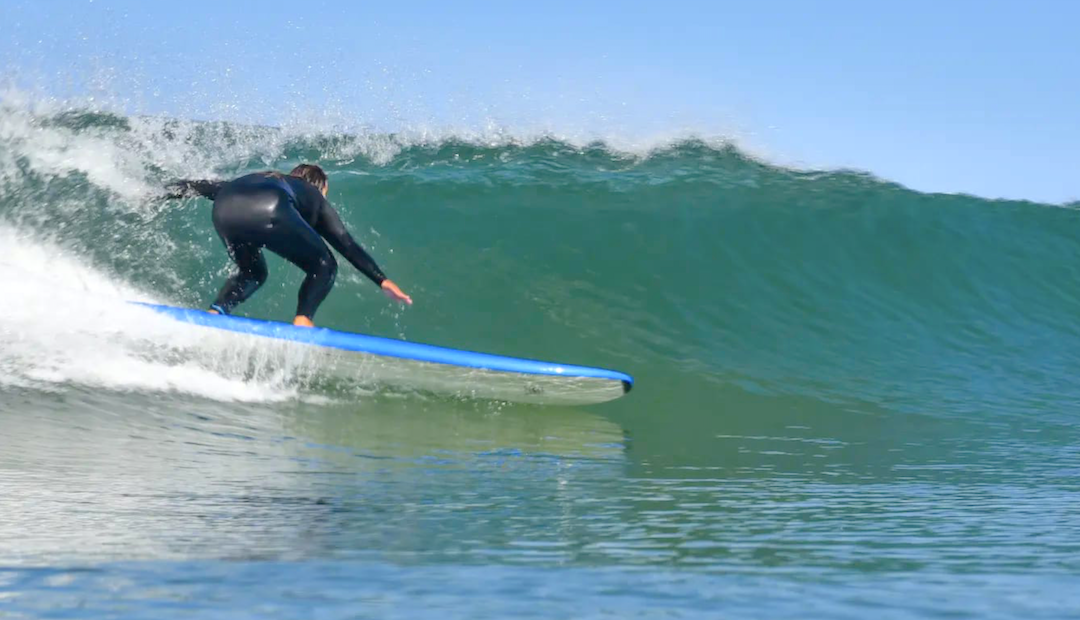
[289,164,329,196]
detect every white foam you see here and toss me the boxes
[0,227,318,403]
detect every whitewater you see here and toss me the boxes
[1,93,1079,619]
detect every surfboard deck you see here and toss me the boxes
[133,303,633,405]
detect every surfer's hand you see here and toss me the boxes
[381,280,413,305]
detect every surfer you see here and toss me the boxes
[165,165,411,327]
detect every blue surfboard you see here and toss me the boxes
[133,303,633,405]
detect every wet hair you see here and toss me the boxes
[289,164,328,193]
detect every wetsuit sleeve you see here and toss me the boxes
[162,179,224,200]
[314,201,388,286]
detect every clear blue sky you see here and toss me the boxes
[2,0,1077,202]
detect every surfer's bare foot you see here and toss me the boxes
[207,309,219,315]
[293,315,315,328]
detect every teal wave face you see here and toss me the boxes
[3,105,1080,429]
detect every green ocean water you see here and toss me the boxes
[1,104,1079,618]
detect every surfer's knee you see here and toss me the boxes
[313,253,337,284]
[249,258,269,286]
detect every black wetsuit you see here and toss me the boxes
[169,173,386,318]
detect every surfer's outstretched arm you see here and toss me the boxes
[314,202,412,305]
[162,179,225,200]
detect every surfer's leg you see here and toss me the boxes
[261,204,338,325]
[208,186,281,314]
[211,243,268,314]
